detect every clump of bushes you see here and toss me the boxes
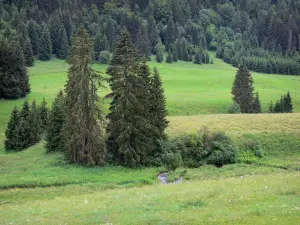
[162,128,236,170]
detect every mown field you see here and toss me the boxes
[1,55,300,224]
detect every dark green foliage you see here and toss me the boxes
[149,68,169,141]
[284,92,293,113]
[227,102,241,114]
[194,50,202,64]
[45,90,66,152]
[56,25,69,59]
[4,107,20,151]
[98,51,110,64]
[269,101,274,113]
[23,38,34,67]
[27,20,39,55]
[164,152,182,171]
[166,51,172,63]
[39,98,48,131]
[94,34,108,61]
[64,26,107,166]
[136,24,151,60]
[155,40,164,63]
[0,37,30,99]
[161,128,236,168]
[106,30,153,167]
[38,23,51,61]
[29,100,42,143]
[252,92,262,113]
[273,92,293,113]
[232,65,254,113]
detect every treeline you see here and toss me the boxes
[1,0,300,76]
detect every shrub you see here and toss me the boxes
[98,51,110,64]
[204,131,236,167]
[162,128,236,169]
[163,152,182,171]
[227,102,241,114]
[237,138,264,164]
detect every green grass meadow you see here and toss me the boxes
[0,54,300,224]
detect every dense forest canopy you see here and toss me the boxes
[1,0,300,75]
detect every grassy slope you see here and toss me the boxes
[1,55,300,151]
[1,56,300,224]
[1,172,299,225]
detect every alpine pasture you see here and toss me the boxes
[0,55,300,225]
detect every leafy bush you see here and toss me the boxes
[237,138,264,164]
[227,102,241,114]
[98,51,110,64]
[163,152,182,171]
[162,128,236,169]
[204,131,236,167]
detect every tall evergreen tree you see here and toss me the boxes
[38,23,52,61]
[64,26,107,165]
[136,24,151,60]
[45,90,66,152]
[23,38,34,67]
[147,14,159,53]
[232,65,254,113]
[150,68,169,141]
[283,92,293,113]
[27,20,39,55]
[16,100,32,149]
[56,25,69,59]
[252,92,262,113]
[166,51,173,63]
[0,37,30,99]
[106,30,152,167]
[155,40,164,63]
[4,107,20,151]
[39,98,48,131]
[29,100,42,143]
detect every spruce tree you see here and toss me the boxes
[56,25,69,59]
[150,68,169,141]
[4,107,20,151]
[64,26,107,165]
[284,92,293,113]
[38,23,52,61]
[0,37,30,99]
[194,49,202,64]
[252,92,262,113]
[39,98,48,131]
[232,65,254,113]
[27,20,39,55]
[155,40,164,63]
[45,90,66,152]
[106,30,152,167]
[24,38,34,67]
[29,100,42,143]
[17,100,32,149]
[166,51,173,63]
[136,24,151,60]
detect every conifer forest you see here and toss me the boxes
[0,1,300,224]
